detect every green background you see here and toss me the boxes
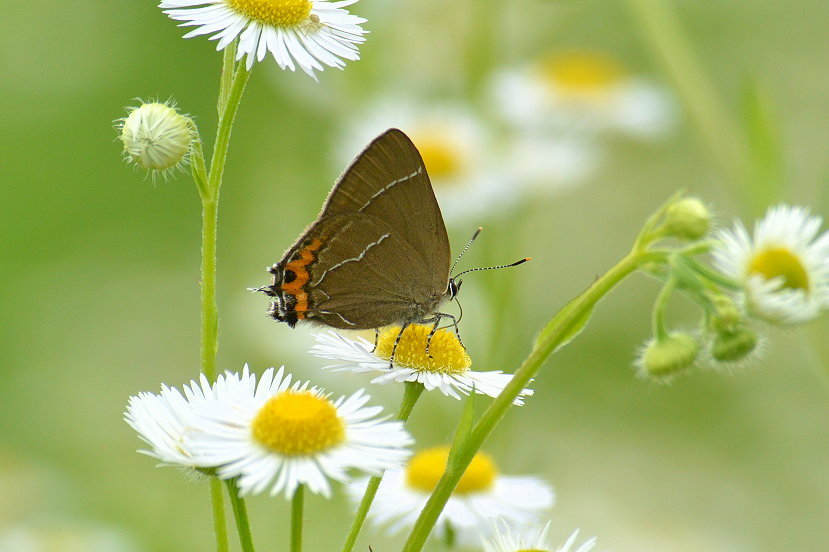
[2,0,828,550]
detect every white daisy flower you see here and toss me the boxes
[160,0,367,79]
[712,204,829,324]
[483,523,598,552]
[186,365,413,498]
[310,326,534,405]
[337,100,514,222]
[348,446,554,544]
[124,375,216,468]
[491,50,675,139]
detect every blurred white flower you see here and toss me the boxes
[483,523,598,552]
[186,365,412,498]
[160,0,367,78]
[348,446,554,545]
[310,327,533,404]
[712,205,829,324]
[337,99,513,221]
[0,522,140,552]
[491,50,676,139]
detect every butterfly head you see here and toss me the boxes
[265,263,300,328]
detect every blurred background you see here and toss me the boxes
[2,0,829,550]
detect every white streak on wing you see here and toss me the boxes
[313,233,391,286]
[357,168,422,212]
[316,310,358,326]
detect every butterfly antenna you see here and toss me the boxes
[450,227,483,276]
[453,257,531,279]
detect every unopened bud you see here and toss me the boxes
[663,198,711,240]
[711,327,758,363]
[118,101,192,173]
[637,333,699,380]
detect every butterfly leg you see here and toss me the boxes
[424,316,443,357]
[371,327,380,353]
[389,323,409,369]
[433,312,464,350]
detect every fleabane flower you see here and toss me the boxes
[117,101,193,176]
[160,0,367,78]
[186,365,412,498]
[483,523,598,552]
[491,50,675,139]
[712,205,829,324]
[348,446,554,543]
[124,375,216,468]
[310,326,533,404]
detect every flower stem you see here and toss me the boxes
[201,46,250,551]
[401,248,655,552]
[225,479,256,552]
[651,277,675,340]
[339,382,424,552]
[210,479,229,552]
[291,484,305,552]
[626,0,748,184]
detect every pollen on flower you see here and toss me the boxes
[413,132,464,180]
[251,391,345,455]
[227,0,313,28]
[405,446,497,494]
[748,247,810,291]
[376,325,471,373]
[539,51,625,98]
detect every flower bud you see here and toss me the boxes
[117,101,192,173]
[711,327,758,363]
[662,197,711,240]
[637,333,699,380]
[708,294,743,334]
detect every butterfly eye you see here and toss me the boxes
[283,269,297,284]
[448,279,460,299]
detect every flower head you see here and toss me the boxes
[483,523,598,552]
[186,365,412,498]
[310,326,533,404]
[491,50,675,139]
[712,205,829,324]
[160,0,367,78]
[117,101,193,176]
[124,375,215,468]
[635,332,699,382]
[349,446,554,543]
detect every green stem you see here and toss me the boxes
[210,479,229,552]
[627,0,748,183]
[651,278,675,340]
[207,62,251,199]
[225,479,256,552]
[339,382,424,552]
[291,485,305,552]
[401,249,653,552]
[200,197,219,381]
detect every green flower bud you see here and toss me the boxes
[708,294,743,334]
[637,333,699,381]
[117,101,193,174]
[663,198,711,240]
[711,327,758,363]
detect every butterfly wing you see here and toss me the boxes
[319,128,452,295]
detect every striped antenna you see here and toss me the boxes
[450,227,483,276]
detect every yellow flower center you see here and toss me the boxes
[251,391,345,455]
[405,446,497,494]
[748,247,810,291]
[412,131,465,181]
[539,51,625,99]
[227,0,313,28]
[375,325,471,373]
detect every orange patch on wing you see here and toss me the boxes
[282,238,323,319]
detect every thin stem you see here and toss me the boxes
[207,63,251,200]
[627,0,748,184]
[651,278,675,340]
[190,129,209,199]
[291,485,305,552]
[210,479,229,552]
[218,42,238,116]
[401,249,653,552]
[200,197,219,381]
[339,382,424,552]
[225,479,256,552]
